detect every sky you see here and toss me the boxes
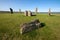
[0,0,60,12]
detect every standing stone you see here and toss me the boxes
[35,8,38,13]
[24,10,32,16]
[19,9,21,13]
[28,11,32,16]
[48,8,51,16]
[24,10,28,16]
[10,8,13,14]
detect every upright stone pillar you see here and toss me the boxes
[35,8,38,13]
[48,8,51,16]
[19,9,21,13]
[24,10,28,16]
[28,11,32,16]
[10,8,13,14]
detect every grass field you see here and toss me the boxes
[0,13,60,40]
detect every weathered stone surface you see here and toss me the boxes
[48,8,51,16]
[35,8,38,13]
[24,10,36,16]
[10,8,13,14]
[20,19,41,34]
[24,10,28,16]
[19,9,21,13]
[28,11,32,16]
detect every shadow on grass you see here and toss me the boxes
[49,15,55,16]
[22,22,46,40]
[40,23,46,28]
[31,15,36,16]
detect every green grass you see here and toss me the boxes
[0,13,60,40]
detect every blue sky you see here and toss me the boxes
[0,0,60,12]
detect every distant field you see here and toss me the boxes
[0,13,60,40]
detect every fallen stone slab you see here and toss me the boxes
[20,19,42,34]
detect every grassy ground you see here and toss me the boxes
[0,13,60,40]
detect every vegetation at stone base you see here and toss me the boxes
[0,13,60,40]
